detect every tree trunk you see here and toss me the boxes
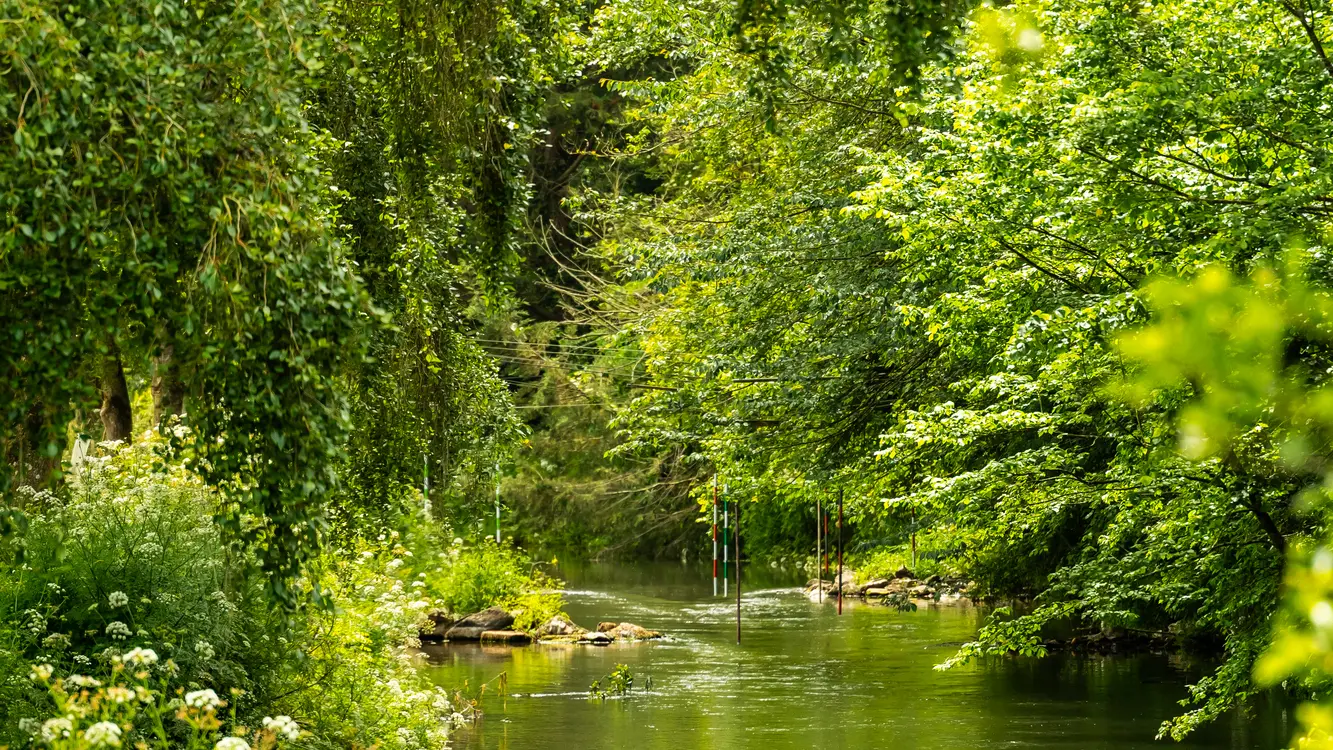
[152,343,185,427]
[99,348,133,442]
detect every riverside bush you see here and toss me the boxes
[0,437,488,749]
[849,546,948,583]
[424,539,564,630]
[0,440,274,742]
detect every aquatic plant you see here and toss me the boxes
[589,664,634,700]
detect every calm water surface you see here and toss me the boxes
[423,561,1290,750]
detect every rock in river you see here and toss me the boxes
[445,607,515,641]
[541,615,585,636]
[607,622,662,640]
[857,578,890,595]
[580,631,613,646]
[481,630,532,645]
[419,610,455,643]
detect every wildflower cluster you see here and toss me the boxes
[278,536,472,750]
[26,661,299,750]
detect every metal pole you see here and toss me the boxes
[713,476,719,597]
[816,495,822,603]
[423,452,429,515]
[494,462,501,544]
[837,488,844,615]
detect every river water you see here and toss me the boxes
[422,561,1291,749]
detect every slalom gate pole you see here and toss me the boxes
[736,492,742,644]
[723,489,729,597]
[911,507,918,569]
[823,510,829,578]
[816,494,822,603]
[712,476,719,597]
[837,488,844,615]
[494,461,501,544]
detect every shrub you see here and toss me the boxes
[425,539,564,630]
[0,440,275,743]
[849,545,948,582]
[0,437,474,749]
[26,654,300,750]
[275,537,470,750]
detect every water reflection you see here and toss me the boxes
[422,560,1291,749]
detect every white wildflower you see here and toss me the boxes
[23,609,46,634]
[106,687,134,704]
[214,738,250,750]
[31,663,53,681]
[40,718,73,742]
[184,689,221,710]
[124,647,159,666]
[108,591,129,608]
[42,633,71,650]
[67,675,103,688]
[194,640,215,661]
[84,721,122,747]
[261,715,301,741]
[105,621,131,640]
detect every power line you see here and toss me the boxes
[483,355,641,377]
[513,402,615,409]
[472,337,645,354]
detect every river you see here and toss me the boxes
[422,560,1291,749]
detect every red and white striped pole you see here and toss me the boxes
[712,475,719,597]
[837,488,844,616]
[816,494,823,603]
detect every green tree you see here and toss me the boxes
[574,0,1333,735]
[1,0,368,598]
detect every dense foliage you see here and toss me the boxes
[1,1,574,747]
[14,0,1333,745]
[536,0,1333,738]
[0,0,578,595]
[0,439,477,749]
